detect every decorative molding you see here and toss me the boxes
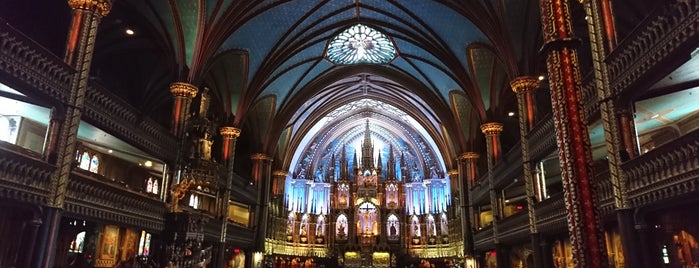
[0,22,73,104]
[0,147,53,206]
[0,23,178,162]
[65,172,167,231]
[623,129,699,208]
[607,0,699,96]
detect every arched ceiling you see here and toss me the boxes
[1,0,547,172]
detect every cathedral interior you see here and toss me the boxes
[0,0,698,268]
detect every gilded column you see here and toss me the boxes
[272,170,288,198]
[582,0,640,266]
[251,153,273,250]
[511,76,543,267]
[170,82,198,137]
[480,122,506,267]
[217,126,240,268]
[272,170,288,240]
[42,1,111,267]
[540,0,607,266]
[457,152,478,257]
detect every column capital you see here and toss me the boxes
[273,170,288,177]
[510,76,541,94]
[170,82,198,98]
[251,153,272,161]
[447,169,458,176]
[458,152,480,160]
[219,127,241,139]
[480,122,503,135]
[68,0,112,17]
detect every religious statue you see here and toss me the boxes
[199,131,213,161]
[170,179,195,212]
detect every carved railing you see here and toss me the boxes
[473,225,494,249]
[0,20,73,104]
[623,129,699,208]
[64,171,167,231]
[492,146,523,189]
[534,192,567,235]
[83,83,178,161]
[581,75,599,120]
[607,0,699,96]
[497,209,530,244]
[0,21,177,162]
[0,144,54,206]
[527,114,557,162]
[593,168,615,217]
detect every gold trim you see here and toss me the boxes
[273,170,288,177]
[169,82,198,98]
[251,153,272,161]
[480,122,503,135]
[67,0,112,17]
[447,169,458,176]
[510,76,541,94]
[459,152,480,160]
[219,127,241,138]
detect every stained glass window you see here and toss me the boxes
[326,24,396,64]
[89,155,99,173]
[79,152,90,170]
[68,231,85,253]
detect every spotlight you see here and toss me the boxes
[508,112,515,117]
[125,28,135,36]
[538,75,545,81]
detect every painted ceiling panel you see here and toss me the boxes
[280,1,354,44]
[291,61,335,96]
[221,3,318,82]
[263,61,318,109]
[450,91,474,144]
[203,51,247,118]
[406,59,460,103]
[175,0,201,64]
[397,1,488,67]
[388,58,433,93]
[268,42,327,82]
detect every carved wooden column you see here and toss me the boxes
[581,0,640,266]
[480,122,507,267]
[457,152,478,258]
[42,1,111,267]
[462,153,480,230]
[540,0,607,266]
[272,170,287,197]
[216,126,241,268]
[511,76,543,268]
[251,153,273,250]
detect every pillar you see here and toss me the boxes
[251,153,273,250]
[540,0,607,266]
[457,153,478,257]
[169,82,198,138]
[42,1,111,267]
[581,0,643,266]
[272,170,288,197]
[462,153,479,229]
[480,122,507,268]
[216,126,241,268]
[511,76,543,268]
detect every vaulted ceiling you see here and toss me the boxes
[4,0,690,174]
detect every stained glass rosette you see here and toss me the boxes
[326,24,396,64]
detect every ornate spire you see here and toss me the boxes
[361,119,374,170]
[340,145,349,180]
[387,144,396,180]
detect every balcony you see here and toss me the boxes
[623,128,699,207]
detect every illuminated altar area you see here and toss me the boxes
[267,102,459,266]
